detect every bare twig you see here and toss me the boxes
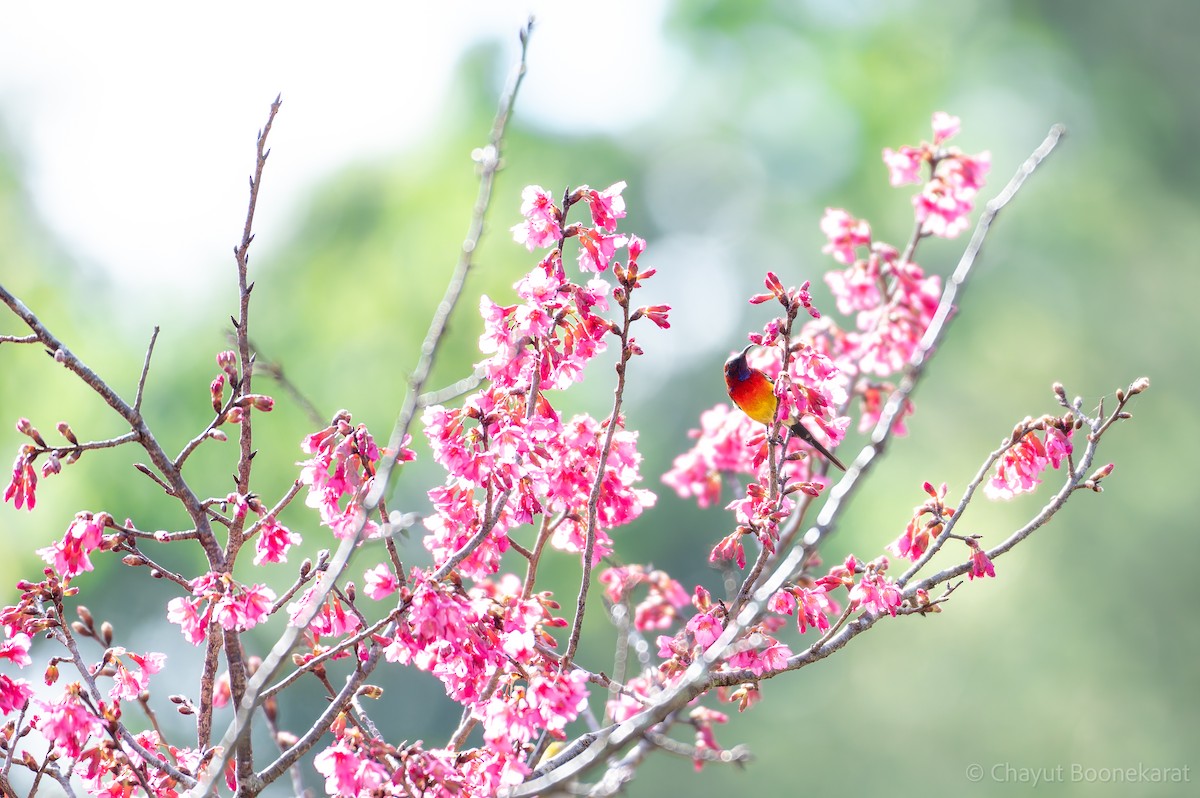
[134,326,160,413]
[0,332,39,344]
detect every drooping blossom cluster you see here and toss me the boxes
[1,570,188,794]
[36,511,113,581]
[889,481,955,562]
[299,411,413,540]
[423,181,658,577]
[985,417,1074,500]
[4,418,86,511]
[166,571,276,644]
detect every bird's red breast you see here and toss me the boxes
[724,346,779,427]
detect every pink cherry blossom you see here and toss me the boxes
[313,739,389,797]
[0,673,32,713]
[36,687,101,758]
[985,430,1054,500]
[725,634,792,676]
[0,631,31,667]
[511,185,562,250]
[662,404,760,507]
[848,565,903,618]
[686,611,722,650]
[167,573,275,644]
[576,228,627,273]
[583,181,627,231]
[3,447,37,510]
[253,515,301,565]
[883,144,925,185]
[689,706,729,772]
[37,511,111,580]
[931,111,961,144]
[363,563,399,601]
[820,208,872,265]
[108,649,166,702]
[968,541,996,580]
[165,595,209,646]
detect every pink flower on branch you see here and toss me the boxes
[167,572,276,645]
[888,481,954,563]
[3,446,38,511]
[37,511,113,581]
[581,181,627,232]
[299,414,402,541]
[966,538,996,580]
[363,563,399,601]
[0,673,31,713]
[883,111,991,238]
[820,207,872,266]
[107,648,167,702]
[252,515,301,565]
[35,685,102,758]
[985,424,1073,500]
[511,185,563,251]
[847,560,903,618]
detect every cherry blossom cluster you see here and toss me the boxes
[297,180,668,793]
[4,419,84,511]
[0,100,1142,796]
[642,114,1007,741]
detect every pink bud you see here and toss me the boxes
[56,421,78,445]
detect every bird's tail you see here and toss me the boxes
[787,420,847,471]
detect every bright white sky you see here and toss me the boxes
[0,2,676,312]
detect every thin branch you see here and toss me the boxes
[562,261,638,670]
[417,371,485,408]
[255,648,385,787]
[0,285,227,570]
[134,326,160,413]
[29,431,139,458]
[366,18,534,512]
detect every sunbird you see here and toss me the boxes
[724,344,847,471]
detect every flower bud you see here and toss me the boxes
[210,375,226,413]
[216,350,239,381]
[55,421,78,445]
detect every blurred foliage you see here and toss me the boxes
[2,0,1197,795]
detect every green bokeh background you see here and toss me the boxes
[2,2,1196,795]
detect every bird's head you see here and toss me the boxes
[724,344,756,383]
